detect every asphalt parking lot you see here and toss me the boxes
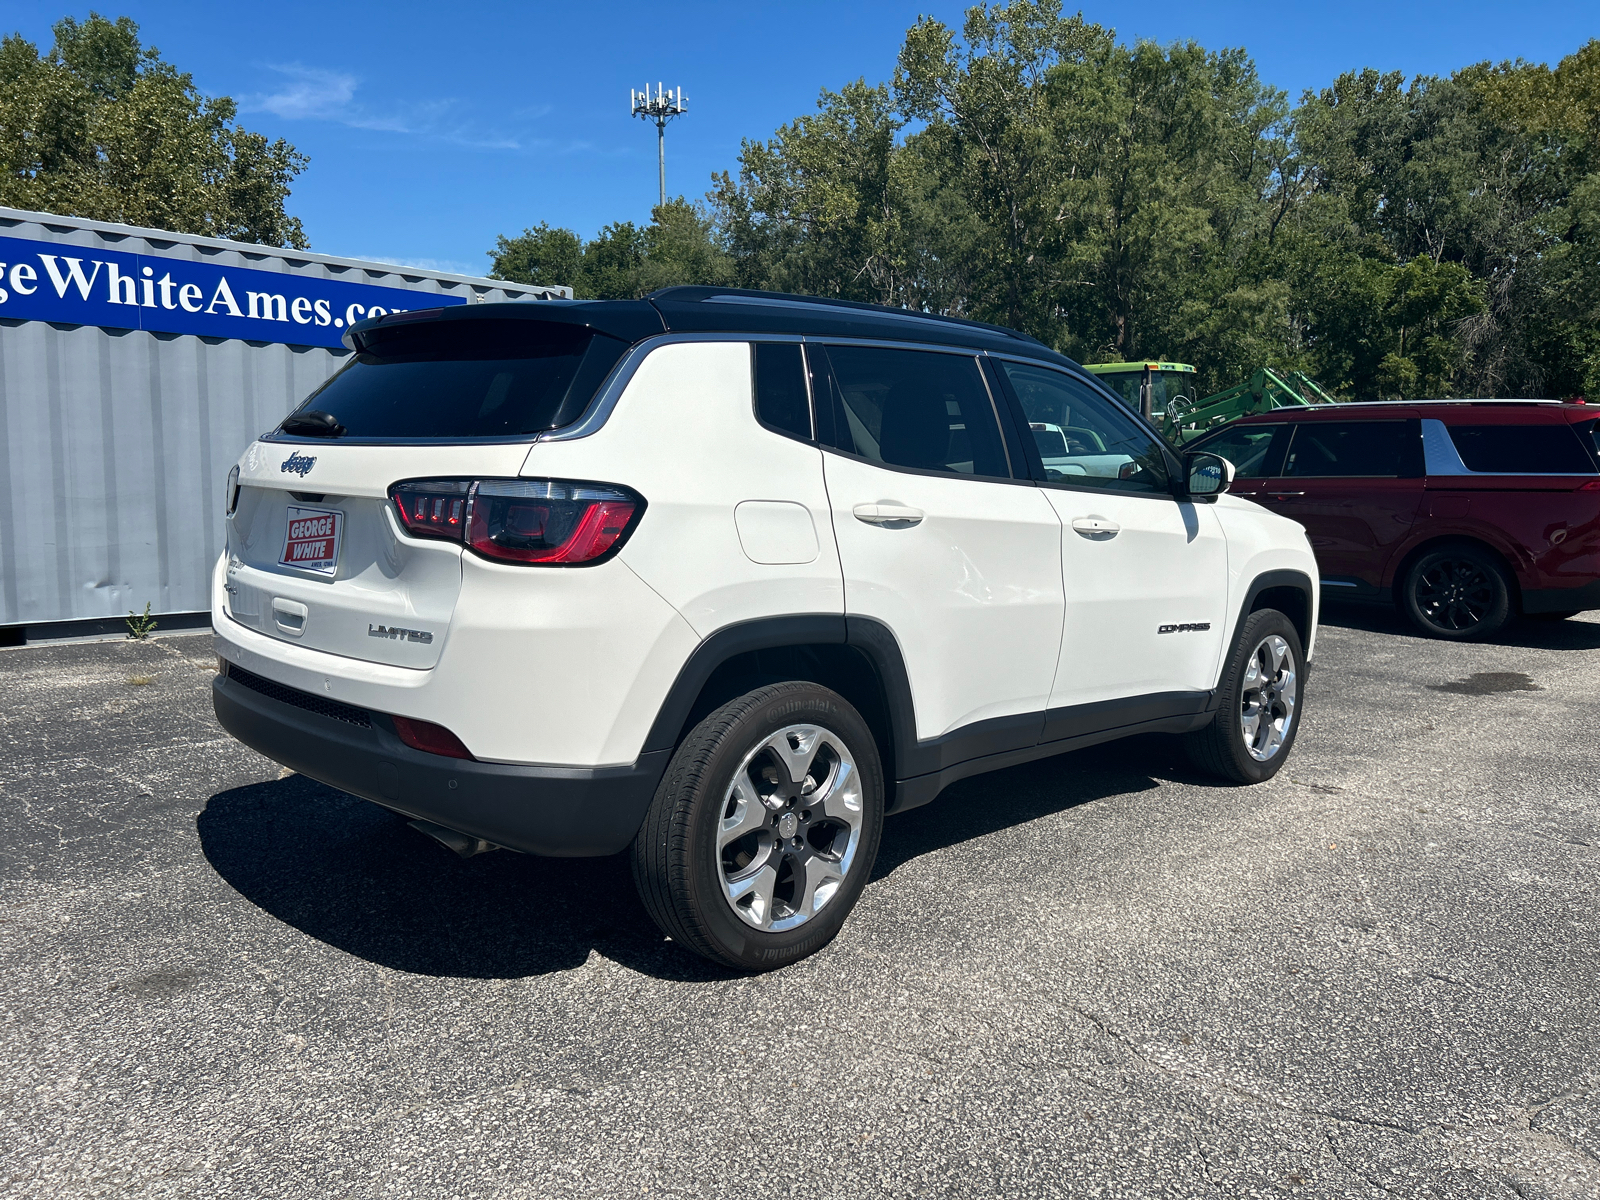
[1,606,1597,1199]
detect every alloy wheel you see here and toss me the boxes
[717,724,864,932]
[1239,634,1297,762]
[1413,558,1496,632]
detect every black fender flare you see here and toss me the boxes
[1226,568,1316,676]
[641,613,919,782]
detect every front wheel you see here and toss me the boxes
[632,682,885,971]
[1183,608,1304,784]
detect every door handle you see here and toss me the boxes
[1266,491,1306,498]
[1071,516,1120,537]
[853,503,924,526]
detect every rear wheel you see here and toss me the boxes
[632,682,884,971]
[1184,608,1303,784]
[1399,543,1512,640]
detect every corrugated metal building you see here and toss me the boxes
[0,205,566,637]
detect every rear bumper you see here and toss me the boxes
[213,666,668,856]
[1522,579,1600,615]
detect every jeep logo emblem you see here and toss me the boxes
[280,451,317,477]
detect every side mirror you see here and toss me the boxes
[1184,451,1234,500]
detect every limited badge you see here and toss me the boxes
[280,506,342,575]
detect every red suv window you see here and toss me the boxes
[1447,424,1595,474]
[1282,421,1409,477]
[1580,419,1600,469]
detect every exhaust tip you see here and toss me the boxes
[407,818,501,858]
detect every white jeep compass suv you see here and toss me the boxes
[212,288,1318,970]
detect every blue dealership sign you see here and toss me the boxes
[0,233,465,349]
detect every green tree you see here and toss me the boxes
[492,8,1596,401]
[716,2,1305,384]
[1468,41,1600,397]
[712,79,926,306]
[896,1,1107,335]
[490,199,730,299]
[487,221,583,292]
[0,12,308,246]
[635,198,734,293]
[1039,35,1297,377]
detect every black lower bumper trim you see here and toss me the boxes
[1522,579,1600,615]
[213,670,667,857]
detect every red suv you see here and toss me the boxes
[1188,401,1600,639]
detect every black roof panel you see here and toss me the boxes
[349,286,1079,369]
[646,286,1055,355]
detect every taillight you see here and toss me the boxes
[387,478,643,565]
[391,715,475,760]
[225,464,240,515]
[468,481,639,563]
[391,480,472,539]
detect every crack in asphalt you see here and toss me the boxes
[1326,1130,1407,1196]
[1055,998,1600,1194]
[1057,999,1421,1136]
[1189,1130,1225,1192]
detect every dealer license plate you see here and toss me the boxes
[280,506,343,575]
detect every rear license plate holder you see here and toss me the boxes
[280,506,343,576]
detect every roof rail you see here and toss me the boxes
[1305,399,1572,408]
[646,286,1045,345]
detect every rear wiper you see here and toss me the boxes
[280,410,346,438]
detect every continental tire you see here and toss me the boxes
[631,682,885,972]
[1184,608,1304,785]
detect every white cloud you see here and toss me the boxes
[240,64,515,147]
[242,65,361,122]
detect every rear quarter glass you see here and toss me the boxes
[285,319,629,440]
[1446,423,1596,474]
[1572,417,1600,470]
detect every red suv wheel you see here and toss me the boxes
[1399,543,1513,640]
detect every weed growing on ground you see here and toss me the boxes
[126,604,157,640]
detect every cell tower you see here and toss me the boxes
[630,82,688,209]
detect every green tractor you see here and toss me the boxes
[1086,361,1343,445]
[1083,361,1200,425]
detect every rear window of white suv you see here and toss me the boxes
[286,319,629,440]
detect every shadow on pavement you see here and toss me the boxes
[199,738,1189,980]
[197,775,727,983]
[1320,600,1600,650]
[874,734,1190,880]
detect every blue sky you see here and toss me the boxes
[7,2,1597,278]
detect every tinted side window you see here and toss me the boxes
[1097,372,1142,412]
[1148,373,1190,417]
[1282,422,1405,477]
[816,346,1009,477]
[753,342,811,440]
[1000,362,1169,493]
[1193,424,1285,478]
[1447,423,1596,474]
[1579,420,1600,469]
